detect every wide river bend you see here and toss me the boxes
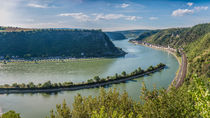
[0,39,179,118]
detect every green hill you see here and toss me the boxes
[135,23,210,48]
[105,32,126,40]
[135,23,210,79]
[0,29,126,59]
[117,29,151,38]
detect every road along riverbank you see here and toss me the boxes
[0,64,165,94]
[129,40,187,89]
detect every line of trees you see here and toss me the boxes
[48,75,209,118]
[0,63,165,90]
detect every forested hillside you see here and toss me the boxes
[105,32,126,40]
[135,23,210,78]
[135,23,210,48]
[117,29,150,38]
[0,29,125,59]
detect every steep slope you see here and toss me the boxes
[136,23,210,48]
[135,23,210,79]
[0,29,126,59]
[117,30,151,38]
[105,32,126,40]
[184,33,210,78]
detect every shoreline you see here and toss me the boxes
[0,57,114,64]
[129,40,182,89]
[0,51,127,64]
[0,66,165,94]
[130,40,181,65]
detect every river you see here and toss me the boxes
[0,39,179,118]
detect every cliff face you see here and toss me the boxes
[105,32,126,40]
[0,29,126,58]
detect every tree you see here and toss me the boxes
[189,75,210,117]
[87,79,94,83]
[12,83,19,88]
[93,76,100,82]
[146,66,154,71]
[115,73,118,79]
[49,100,71,118]
[41,81,52,88]
[122,71,126,77]
[27,82,35,88]
[138,67,142,73]
[1,110,21,118]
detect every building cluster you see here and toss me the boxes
[131,40,176,52]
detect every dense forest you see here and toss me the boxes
[1,23,209,118]
[135,23,210,48]
[0,29,125,59]
[135,23,210,78]
[117,29,151,38]
[105,32,126,40]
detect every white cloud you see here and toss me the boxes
[121,3,130,8]
[27,3,48,8]
[93,13,141,21]
[94,14,124,20]
[172,6,208,16]
[125,16,141,21]
[149,17,158,20]
[172,9,194,16]
[187,2,193,7]
[58,12,89,21]
[58,13,140,22]
[194,6,208,11]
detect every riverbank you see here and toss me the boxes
[129,40,184,89]
[130,40,181,64]
[0,50,127,64]
[0,64,165,94]
[0,57,115,64]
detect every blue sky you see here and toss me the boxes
[0,0,210,31]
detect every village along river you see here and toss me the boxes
[0,39,179,118]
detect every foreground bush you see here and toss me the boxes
[0,111,21,118]
[48,75,209,118]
